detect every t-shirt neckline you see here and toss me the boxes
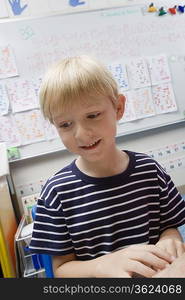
[71,150,136,186]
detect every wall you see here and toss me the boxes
[0,0,185,217]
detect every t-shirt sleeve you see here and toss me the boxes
[29,194,74,256]
[157,164,185,232]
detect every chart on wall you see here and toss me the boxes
[0,3,185,161]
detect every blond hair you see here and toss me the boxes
[39,55,119,123]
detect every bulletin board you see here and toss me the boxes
[0,4,185,161]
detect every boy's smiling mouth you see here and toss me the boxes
[80,139,101,150]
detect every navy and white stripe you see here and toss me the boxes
[30,150,185,260]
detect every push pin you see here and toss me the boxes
[168,5,177,15]
[147,3,157,12]
[158,7,167,16]
[178,5,185,13]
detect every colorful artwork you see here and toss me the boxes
[69,0,86,7]
[0,46,18,79]
[132,87,156,119]
[147,54,171,85]
[127,57,151,89]
[8,0,28,16]
[6,79,39,113]
[152,83,177,114]
[0,115,21,147]
[14,110,45,145]
[108,62,129,91]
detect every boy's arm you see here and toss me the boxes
[52,244,174,278]
[156,227,185,258]
[52,253,97,278]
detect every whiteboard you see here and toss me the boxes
[0,5,185,161]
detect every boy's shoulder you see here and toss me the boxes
[127,150,157,163]
[126,150,166,173]
[39,160,76,200]
[46,161,74,182]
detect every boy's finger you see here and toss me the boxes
[129,260,156,278]
[177,245,185,257]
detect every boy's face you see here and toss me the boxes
[52,94,125,163]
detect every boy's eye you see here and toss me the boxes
[59,122,72,128]
[87,112,101,119]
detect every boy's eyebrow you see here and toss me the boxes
[52,101,105,121]
[53,109,100,121]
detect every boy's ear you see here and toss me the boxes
[116,94,126,121]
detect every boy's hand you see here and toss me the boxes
[94,244,174,278]
[156,239,185,258]
[153,252,185,278]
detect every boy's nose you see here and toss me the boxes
[74,124,90,140]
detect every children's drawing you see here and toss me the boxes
[132,87,156,119]
[152,83,177,114]
[69,0,85,7]
[0,45,18,79]
[127,57,151,89]
[0,115,21,147]
[0,83,9,116]
[108,62,129,91]
[6,79,39,113]
[147,54,171,85]
[8,0,28,16]
[14,110,45,145]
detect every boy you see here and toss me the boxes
[30,55,185,277]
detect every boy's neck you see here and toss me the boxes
[76,149,129,178]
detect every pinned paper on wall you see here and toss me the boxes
[152,83,177,114]
[127,57,151,89]
[14,110,45,145]
[132,87,156,119]
[0,83,9,115]
[0,45,18,79]
[108,62,129,91]
[6,79,38,113]
[0,115,21,147]
[119,91,136,123]
[147,54,172,85]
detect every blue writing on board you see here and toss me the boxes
[8,0,28,16]
[69,0,85,7]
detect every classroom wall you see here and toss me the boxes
[1,0,185,217]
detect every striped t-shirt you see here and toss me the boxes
[29,150,185,260]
